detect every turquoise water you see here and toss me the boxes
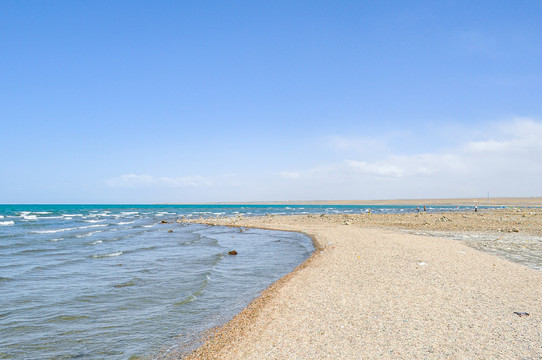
[0,204,469,359]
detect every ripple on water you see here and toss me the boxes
[91,251,123,258]
[0,207,316,360]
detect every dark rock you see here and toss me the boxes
[228,250,238,255]
[160,220,168,224]
[168,230,173,233]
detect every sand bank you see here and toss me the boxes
[184,209,542,359]
[204,196,542,207]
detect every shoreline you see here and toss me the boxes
[182,209,542,359]
[171,196,542,207]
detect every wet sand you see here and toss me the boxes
[183,208,542,359]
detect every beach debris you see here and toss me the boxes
[160,220,168,224]
[513,312,530,317]
[418,262,427,266]
[168,230,173,233]
[228,250,238,255]
[497,228,520,233]
[343,221,351,225]
[437,216,451,222]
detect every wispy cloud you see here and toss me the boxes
[105,174,212,188]
[274,117,542,198]
[465,117,542,156]
[326,135,389,154]
[103,118,542,200]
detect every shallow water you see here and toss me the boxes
[1,205,318,359]
[0,204,487,359]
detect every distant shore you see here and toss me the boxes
[183,208,542,359]
[177,196,542,207]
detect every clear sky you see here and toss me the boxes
[1,1,542,203]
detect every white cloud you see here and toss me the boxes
[272,118,542,199]
[327,135,389,154]
[102,118,542,201]
[465,118,542,156]
[343,152,467,178]
[465,140,511,153]
[279,171,303,179]
[344,160,407,178]
[105,174,212,188]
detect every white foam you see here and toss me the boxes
[76,230,104,238]
[22,215,38,221]
[143,224,155,228]
[35,228,77,234]
[121,212,139,216]
[0,215,3,219]
[49,238,63,242]
[85,224,108,229]
[92,251,122,258]
[91,240,103,245]
[0,221,14,226]
[118,221,135,225]
[32,224,107,234]
[63,214,83,217]
[84,219,104,223]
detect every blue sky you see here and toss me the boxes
[1,1,542,203]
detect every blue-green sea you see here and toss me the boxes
[0,204,469,359]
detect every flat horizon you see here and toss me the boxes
[2,196,542,206]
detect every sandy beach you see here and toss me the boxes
[183,206,542,359]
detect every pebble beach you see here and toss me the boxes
[183,207,542,359]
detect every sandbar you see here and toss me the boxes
[183,208,542,359]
